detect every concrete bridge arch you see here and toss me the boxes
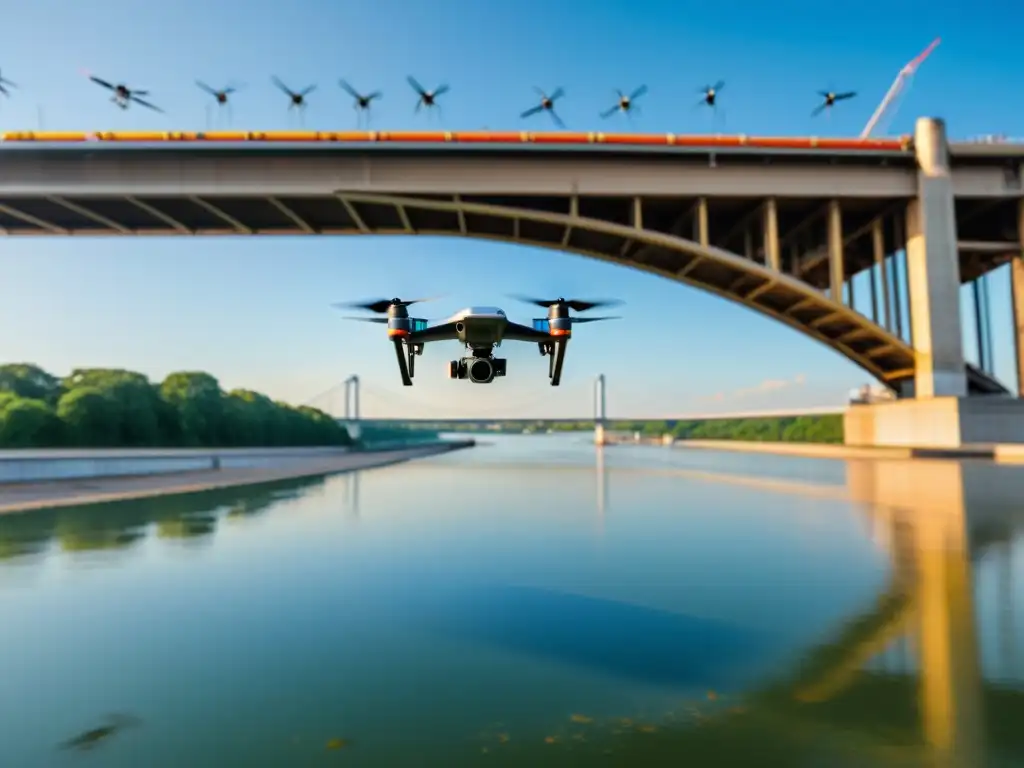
[335,190,1006,396]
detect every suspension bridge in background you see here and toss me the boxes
[303,373,842,442]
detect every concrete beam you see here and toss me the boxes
[0,153,920,198]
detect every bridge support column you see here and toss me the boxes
[343,375,362,442]
[843,119,1024,448]
[1012,199,1024,397]
[905,117,966,399]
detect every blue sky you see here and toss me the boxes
[0,0,1022,419]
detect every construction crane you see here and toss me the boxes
[860,38,940,138]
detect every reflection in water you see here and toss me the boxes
[0,475,330,560]
[414,584,771,691]
[3,439,1024,766]
[58,713,142,752]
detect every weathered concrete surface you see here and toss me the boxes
[0,442,472,515]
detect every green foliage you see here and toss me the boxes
[380,414,845,444]
[0,363,351,450]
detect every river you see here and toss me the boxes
[1,434,1023,767]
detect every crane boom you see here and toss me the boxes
[861,38,940,139]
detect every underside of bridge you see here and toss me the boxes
[0,186,1017,395]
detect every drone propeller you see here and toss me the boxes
[569,316,621,324]
[0,69,16,97]
[812,90,856,117]
[600,85,647,119]
[333,296,441,314]
[520,87,566,128]
[509,295,623,313]
[340,316,389,324]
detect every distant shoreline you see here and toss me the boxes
[0,442,473,515]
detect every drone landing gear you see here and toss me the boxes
[393,340,423,386]
[539,339,568,386]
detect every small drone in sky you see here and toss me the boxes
[813,90,856,117]
[698,81,724,108]
[600,86,648,119]
[339,80,382,125]
[0,69,16,97]
[520,87,566,128]
[336,295,621,387]
[86,73,163,112]
[407,76,449,115]
[195,81,240,106]
[272,76,315,111]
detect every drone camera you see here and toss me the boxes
[449,357,506,383]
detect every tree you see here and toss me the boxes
[0,397,63,447]
[63,368,163,446]
[57,387,121,447]
[160,372,224,446]
[0,363,63,404]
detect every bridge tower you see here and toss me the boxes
[594,374,608,446]
[344,375,362,441]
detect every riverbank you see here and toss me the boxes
[0,441,473,514]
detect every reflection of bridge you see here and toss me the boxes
[3,119,1023,447]
[591,452,1024,764]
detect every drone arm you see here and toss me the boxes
[406,321,459,344]
[502,321,551,342]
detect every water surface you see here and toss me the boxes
[2,434,1023,766]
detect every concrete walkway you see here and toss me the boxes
[0,443,468,515]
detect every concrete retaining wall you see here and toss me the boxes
[0,446,357,484]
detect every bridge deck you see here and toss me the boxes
[0,132,1014,397]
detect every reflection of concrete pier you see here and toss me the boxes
[595,447,608,535]
[827,459,1024,765]
[593,374,608,446]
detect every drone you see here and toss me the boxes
[87,74,163,112]
[195,80,239,106]
[813,90,856,117]
[407,76,449,114]
[335,295,621,387]
[699,81,724,108]
[520,87,566,128]
[0,69,15,97]
[272,76,315,111]
[600,86,648,118]
[339,80,381,123]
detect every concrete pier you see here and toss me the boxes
[844,119,1024,449]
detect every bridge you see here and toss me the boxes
[2,118,1023,448]
[309,372,842,443]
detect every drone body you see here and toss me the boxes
[601,85,648,119]
[336,296,620,387]
[87,74,163,112]
[196,81,239,105]
[813,90,856,117]
[408,76,449,114]
[699,81,724,107]
[272,76,315,110]
[521,87,566,128]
